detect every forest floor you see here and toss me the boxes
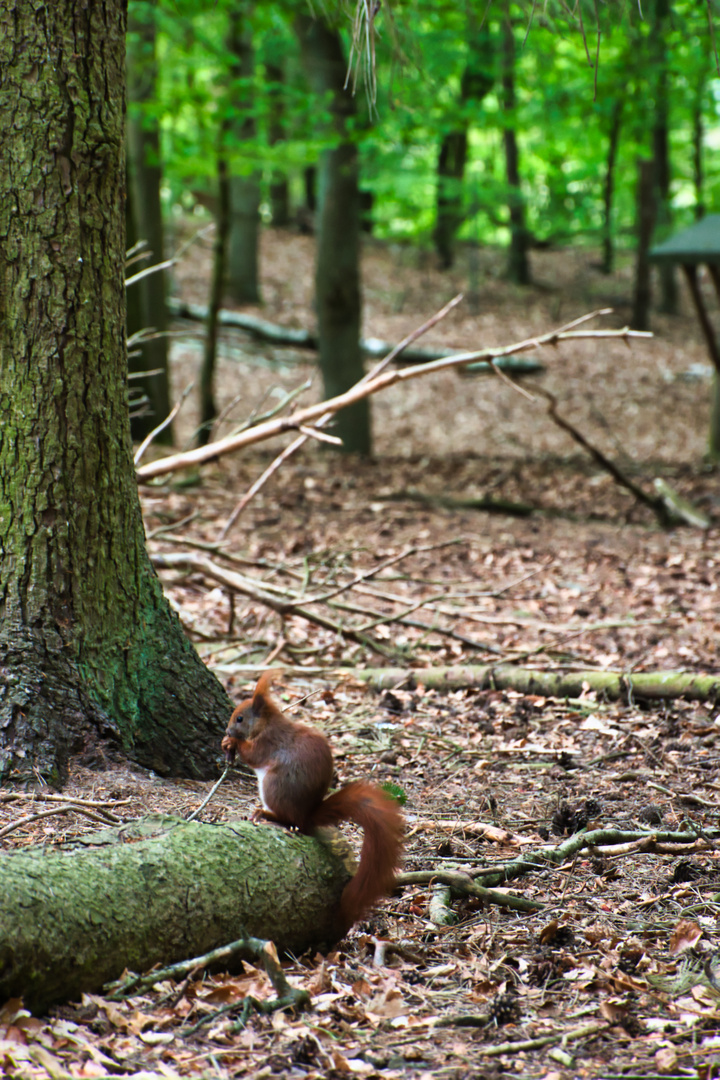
[2,229,720,1080]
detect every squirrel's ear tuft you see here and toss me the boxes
[253,669,282,704]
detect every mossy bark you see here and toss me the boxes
[0,0,230,785]
[0,816,351,1014]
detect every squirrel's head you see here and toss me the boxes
[223,670,281,752]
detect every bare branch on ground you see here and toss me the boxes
[137,317,651,481]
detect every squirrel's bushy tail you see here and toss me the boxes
[312,781,403,932]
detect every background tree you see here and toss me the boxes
[433,12,495,269]
[296,12,370,455]
[266,59,291,226]
[650,0,677,313]
[501,3,530,284]
[226,1,262,305]
[0,0,230,785]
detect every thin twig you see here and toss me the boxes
[0,803,121,840]
[186,765,232,822]
[134,383,194,467]
[216,294,464,538]
[124,258,175,289]
[151,551,410,660]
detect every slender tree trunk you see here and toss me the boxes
[601,99,623,275]
[199,152,231,444]
[434,131,469,269]
[126,0,173,442]
[296,15,369,455]
[692,90,706,221]
[0,0,231,786]
[267,61,290,227]
[501,12,530,285]
[227,173,260,303]
[650,0,677,313]
[433,21,494,270]
[304,166,317,212]
[226,4,261,304]
[631,159,656,331]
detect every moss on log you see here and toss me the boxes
[0,815,351,1014]
[347,665,720,703]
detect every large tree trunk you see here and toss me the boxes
[226,3,261,305]
[296,15,370,455]
[126,0,173,443]
[0,0,231,785]
[0,815,351,1014]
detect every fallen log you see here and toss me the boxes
[166,296,544,374]
[0,814,351,1013]
[344,665,720,703]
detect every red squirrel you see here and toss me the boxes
[221,672,403,934]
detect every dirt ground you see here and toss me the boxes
[2,230,719,1079]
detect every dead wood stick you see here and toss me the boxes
[165,534,500,655]
[327,595,504,655]
[133,382,194,466]
[107,934,309,1020]
[185,765,232,822]
[534,386,682,527]
[397,827,720,895]
[138,320,652,480]
[151,551,409,660]
[0,803,121,840]
[398,868,543,912]
[343,664,720,703]
[408,818,535,845]
[216,294,464,537]
[469,1020,610,1054]
[0,793,130,810]
[295,539,464,607]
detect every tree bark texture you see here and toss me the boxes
[226,4,261,305]
[0,815,351,1014]
[296,15,370,455]
[348,665,720,703]
[0,0,231,785]
[126,0,173,443]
